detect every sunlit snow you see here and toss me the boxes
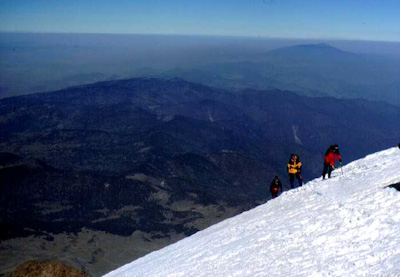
[104,147,400,276]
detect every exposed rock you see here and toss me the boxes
[7,260,88,277]
[389,182,400,191]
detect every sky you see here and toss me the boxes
[0,0,399,41]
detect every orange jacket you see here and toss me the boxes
[287,160,302,174]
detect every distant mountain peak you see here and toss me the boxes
[298,42,335,48]
[267,43,351,56]
[293,42,345,51]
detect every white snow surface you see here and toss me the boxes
[104,147,400,277]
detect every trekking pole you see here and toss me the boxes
[340,164,344,176]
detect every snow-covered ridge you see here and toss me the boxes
[104,147,400,277]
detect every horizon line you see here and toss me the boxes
[1,31,400,44]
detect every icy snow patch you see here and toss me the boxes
[292,125,303,145]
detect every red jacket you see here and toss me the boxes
[324,152,342,166]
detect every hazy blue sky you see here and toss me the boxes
[1,0,399,41]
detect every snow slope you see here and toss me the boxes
[104,147,400,277]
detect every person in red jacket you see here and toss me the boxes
[322,144,342,179]
[270,176,283,199]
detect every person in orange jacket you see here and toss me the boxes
[322,144,342,179]
[287,154,302,189]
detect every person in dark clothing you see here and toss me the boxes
[270,176,283,199]
[287,154,302,189]
[322,144,342,179]
[398,143,400,149]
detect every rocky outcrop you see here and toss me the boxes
[7,260,88,277]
